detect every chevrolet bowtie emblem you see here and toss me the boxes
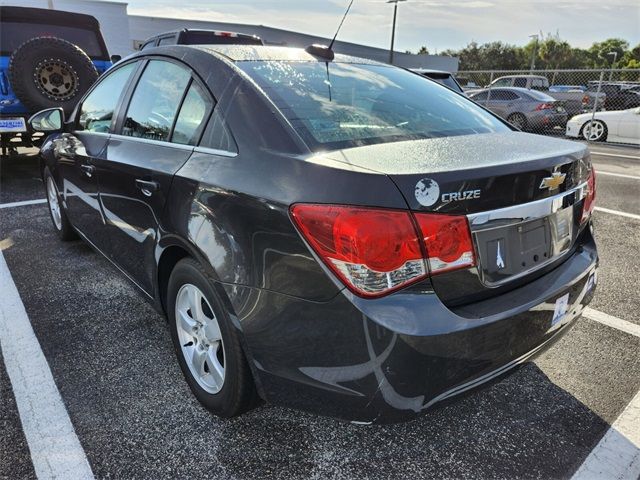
[539,171,566,190]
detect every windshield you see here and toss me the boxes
[0,22,106,58]
[238,61,510,150]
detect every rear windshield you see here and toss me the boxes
[239,61,509,150]
[522,89,556,101]
[181,31,263,46]
[0,22,106,58]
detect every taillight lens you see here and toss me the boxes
[414,213,476,275]
[581,168,596,223]
[535,103,554,111]
[290,204,476,297]
[582,95,590,105]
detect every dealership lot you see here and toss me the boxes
[0,144,639,479]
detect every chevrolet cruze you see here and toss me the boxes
[29,45,598,423]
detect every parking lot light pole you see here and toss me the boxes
[606,51,618,81]
[387,0,407,65]
[529,34,539,72]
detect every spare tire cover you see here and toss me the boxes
[9,37,99,115]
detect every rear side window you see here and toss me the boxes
[78,62,136,133]
[239,62,509,150]
[172,82,210,146]
[199,110,237,154]
[122,60,191,141]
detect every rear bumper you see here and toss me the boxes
[224,226,598,423]
[531,112,568,128]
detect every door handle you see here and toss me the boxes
[135,179,160,197]
[80,164,95,177]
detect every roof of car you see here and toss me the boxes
[191,45,385,64]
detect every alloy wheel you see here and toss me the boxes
[175,283,226,394]
[583,121,605,141]
[46,176,62,230]
[34,59,78,101]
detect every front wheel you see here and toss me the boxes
[581,120,607,142]
[167,258,259,417]
[44,169,77,241]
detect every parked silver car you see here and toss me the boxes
[468,87,568,131]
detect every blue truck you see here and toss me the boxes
[0,6,114,155]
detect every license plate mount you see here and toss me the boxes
[474,206,575,286]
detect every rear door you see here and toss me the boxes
[98,58,212,293]
[55,61,137,252]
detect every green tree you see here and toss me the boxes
[417,46,429,55]
[538,38,572,69]
[588,38,629,68]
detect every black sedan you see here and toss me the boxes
[29,45,598,424]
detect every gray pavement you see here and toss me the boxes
[0,141,638,479]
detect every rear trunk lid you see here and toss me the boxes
[323,132,592,305]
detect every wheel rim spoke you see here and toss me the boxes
[206,345,224,386]
[175,283,225,394]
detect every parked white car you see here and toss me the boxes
[566,107,640,145]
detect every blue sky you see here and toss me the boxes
[125,0,640,52]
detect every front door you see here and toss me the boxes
[56,62,138,251]
[99,60,211,293]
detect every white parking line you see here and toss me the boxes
[0,251,94,479]
[594,207,640,221]
[590,150,640,160]
[571,389,640,480]
[582,307,640,338]
[0,198,47,209]
[597,171,640,181]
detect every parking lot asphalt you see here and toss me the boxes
[0,141,639,479]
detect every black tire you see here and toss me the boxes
[167,258,259,418]
[507,112,528,131]
[43,168,77,241]
[9,37,98,116]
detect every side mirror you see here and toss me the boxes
[110,54,122,63]
[28,108,64,132]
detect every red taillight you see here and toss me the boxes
[581,168,596,223]
[582,95,590,105]
[414,213,476,275]
[535,103,554,111]
[290,204,475,297]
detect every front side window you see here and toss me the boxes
[513,78,527,88]
[78,62,136,133]
[239,62,509,151]
[172,82,210,145]
[122,60,191,141]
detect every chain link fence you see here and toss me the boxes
[455,69,640,141]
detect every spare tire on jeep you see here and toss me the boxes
[9,37,99,116]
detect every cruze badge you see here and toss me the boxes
[539,171,566,191]
[415,178,481,206]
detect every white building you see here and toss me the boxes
[3,0,459,71]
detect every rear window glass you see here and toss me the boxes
[523,89,556,101]
[0,22,105,58]
[239,62,509,150]
[181,31,262,45]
